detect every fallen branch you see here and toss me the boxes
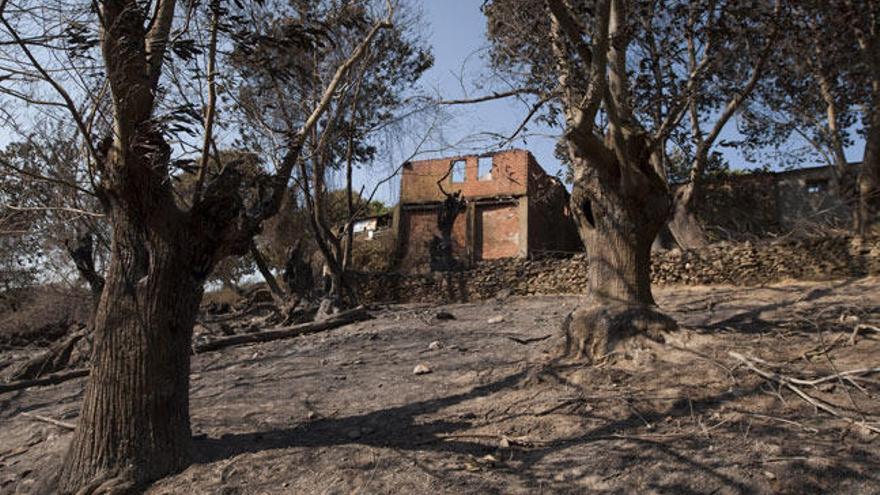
[506,334,552,345]
[786,367,880,387]
[0,368,89,394]
[20,411,76,430]
[192,306,372,353]
[1,307,372,395]
[729,352,880,435]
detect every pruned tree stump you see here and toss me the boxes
[560,302,678,365]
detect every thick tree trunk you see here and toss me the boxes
[562,145,678,364]
[668,183,708,249]
[56,211,201,493]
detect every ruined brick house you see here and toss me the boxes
[392,149,581,272]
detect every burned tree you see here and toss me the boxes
[658,2,781,248]
[0,0,392,491]
[484,0,673,362]
[742,0,880,237]
[429,190,466,271]
[740,0,869,233]
[234,1,432,310]
[481,0,782,361]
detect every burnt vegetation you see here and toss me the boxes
[0,0,878,493]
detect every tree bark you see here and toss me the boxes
[859,100,880,239]
[563,138,678,364]
[57,209,200,493]
[668,183,708,249]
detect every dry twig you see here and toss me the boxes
[729,352,880,435]
[20,411,75,430]
[850,324,880,345]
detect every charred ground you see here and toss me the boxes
[2,278,879,494]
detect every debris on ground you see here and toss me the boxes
[2,278,880,494]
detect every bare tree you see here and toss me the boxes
[233,0,431,310]
[482,0,782,361]
[0,0,392,491]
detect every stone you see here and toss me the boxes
[349,234,879,305]
[428,340,441,350]
[495,288,512,300]
[487,315,505,324]
[413,363,432,375]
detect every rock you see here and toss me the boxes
[413,363,432,375]
[435,311,456,320]
[487,315,505,324]
[428,340,441,350]
[495,288,512,300]
[315,297,342,321]
[349,234,879,304]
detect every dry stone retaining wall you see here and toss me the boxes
[352,235,880,304]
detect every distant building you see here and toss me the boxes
[393,149,581,272]
[351,213,391,240]
[773,163,860,230]
[692,163,861,239]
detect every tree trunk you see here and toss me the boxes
[562,142,678,364]
[56,211,200,493]
[858,90,880,239]
[250,240,286,300]
[668,183,708,249]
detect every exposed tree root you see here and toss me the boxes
[560,302,679,364]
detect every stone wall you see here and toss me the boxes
[352,235,880,304]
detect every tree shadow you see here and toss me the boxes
[700,278,861,335]
[187,365,878,493]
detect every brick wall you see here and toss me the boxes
[475,203,520,259]
[400,150,530,204]
[396,207,468,273]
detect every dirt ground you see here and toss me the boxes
[2,278,880,494]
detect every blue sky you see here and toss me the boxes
[0,1,865,207]
[405,0,866,196]
[417,0,559,174]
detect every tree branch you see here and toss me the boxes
[145,0,178,90]
[438,88,541,105]
[0,14,101,166]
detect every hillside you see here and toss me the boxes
[2,278,879,494]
